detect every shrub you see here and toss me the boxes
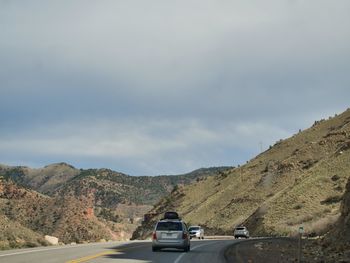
[306,214,340,236]
[320,195,343,205]
[293,204,303,210]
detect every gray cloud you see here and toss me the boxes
[0,0,349,174]
[0,119,290,175]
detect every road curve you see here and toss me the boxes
[0,238,240,263]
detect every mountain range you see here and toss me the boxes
[0,163,229,249]
[2,108,350,257]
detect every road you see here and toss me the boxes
[0,238,239,263]
[225,237,300,263]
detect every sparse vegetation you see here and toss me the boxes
[293,204,303,210]
[96,208,121,223]
[320,195,343,205]
[133,108,350,240]
[0,163,230,248]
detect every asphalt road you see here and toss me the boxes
[225,237,300,263]
[0,238,239,263]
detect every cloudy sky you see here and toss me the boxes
[0,0,349,175]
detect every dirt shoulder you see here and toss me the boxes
[224,237,299,263]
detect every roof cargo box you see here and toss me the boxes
[163,211,179,220]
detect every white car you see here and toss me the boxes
[234,226,249,239]
[188,226,204,239]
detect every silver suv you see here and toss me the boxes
[234,226,250,239]
[152,214,190,252]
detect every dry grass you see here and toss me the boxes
[0,214,48,250]
[305,214,340,235]
[134,109,350,238]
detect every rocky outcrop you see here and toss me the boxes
[0,177,113,246]
[44,235,58,245]
[304,176,350,262]
[335,175,350,243]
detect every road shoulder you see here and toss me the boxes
[224,238,298,263]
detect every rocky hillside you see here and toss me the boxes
[0,178,47,250]
[133,108,350,239]
[0,165,229,228]
[0,163,79,195]
[338,176,350,243]
[54,167,230,206]
[0,177,112,249]
[303,175,350,262]
[0,164,230,248]
[0,164,229,205]
[321,175,350,260]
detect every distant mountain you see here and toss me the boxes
[0,163,230,205]
[0,162,79,195]
[133,108,350,240]
[0,163,231,248]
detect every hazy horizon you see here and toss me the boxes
[1,1,349,175]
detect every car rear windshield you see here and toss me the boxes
[189,227,200,231]
[156,222,183,231]
[236,227,246,230]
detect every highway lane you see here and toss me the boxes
[90,239,238,263]
[0,238,239,263]
[0,241,148,263]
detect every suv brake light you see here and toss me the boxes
[182,232,188,239]
[152,232,157,240]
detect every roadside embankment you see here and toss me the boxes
[225,238,299,263]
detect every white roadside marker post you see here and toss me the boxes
[298,225,304,263]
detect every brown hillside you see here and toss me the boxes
[303,175,350,262]
[0,162,79,195]
[133,108,350,239]
[339,176,350,243]
[0,176,114,248]
[321,175,350,260]
[1,164,229,247]
[0,179,48,250]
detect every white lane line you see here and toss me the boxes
[174,241,219,263]
[0,246,79,257]
[0,241,138,258]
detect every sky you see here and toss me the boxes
[0,0,349,176]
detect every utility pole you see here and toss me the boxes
[259,141,263,153]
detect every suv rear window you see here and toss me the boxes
[236,227,245,230]
[156,222,183,231]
